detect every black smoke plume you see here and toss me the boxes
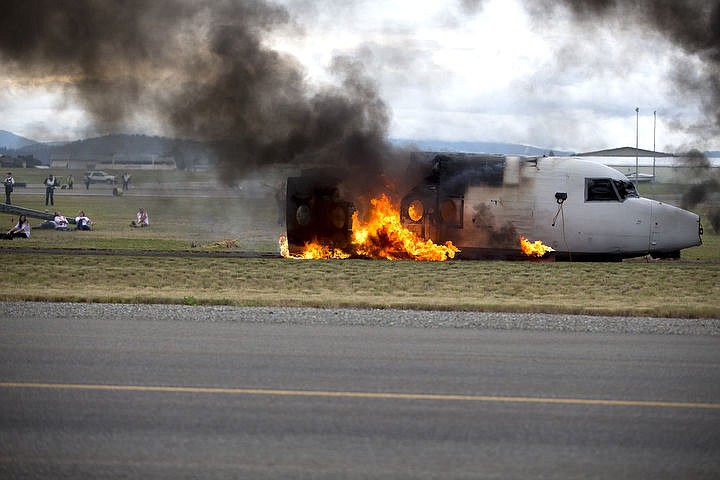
[0,0,401,194]
[679,149,720,233]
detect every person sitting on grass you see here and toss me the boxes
[75,210,94,231]
[130,207,149,227]
[1,214,30,239]
[53,212,69,231]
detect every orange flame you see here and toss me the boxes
[279,235,350,259]
[278,235,290,258]
[519,236,554,257]
[280,195,459,261]
[352,195,459,261]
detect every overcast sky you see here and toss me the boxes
[1,0,718,153]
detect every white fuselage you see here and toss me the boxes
[401,156,702,260]
[523,158,700,259]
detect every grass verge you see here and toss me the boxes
[1,253,718,318]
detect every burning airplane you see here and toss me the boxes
[284,153,703,261]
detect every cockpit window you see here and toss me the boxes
[614,179,639,200]
[586,178,619,201]
[585,178,639,202]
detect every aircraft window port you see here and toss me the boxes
[586,178,620,202]
[406,199,424,222]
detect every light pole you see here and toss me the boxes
[635,107,639,188]
[653,110,657,181]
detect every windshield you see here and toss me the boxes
[586,178,639,202]
[614,179,639,200]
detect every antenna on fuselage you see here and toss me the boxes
[552,192,571,261]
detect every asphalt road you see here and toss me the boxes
[1,306,719,479]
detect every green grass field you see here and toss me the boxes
[1,186,283,251]
[1,168,718,318]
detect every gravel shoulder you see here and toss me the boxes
[2,302,718,336]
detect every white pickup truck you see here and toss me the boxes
[84,171,116,184]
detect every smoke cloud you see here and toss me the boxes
[0,0,400,192]
[531,0,720,146]
[679,149,720,233]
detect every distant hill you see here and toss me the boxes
[3,130,716,165]
[14,133,212,166]
[49,134,184,156]
[391,138,574,156]
[0,130,37,150]
[12,133,570,165]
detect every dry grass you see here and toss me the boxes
[1,253,718,318]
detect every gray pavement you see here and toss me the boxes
[1,303,719,478]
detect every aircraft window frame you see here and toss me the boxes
[585,178,620,202]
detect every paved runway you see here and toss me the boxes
[1,307,719,478]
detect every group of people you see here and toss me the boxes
[4,172,135,206]
[47,210,94,231]
[3,206,148,239]
[2,210,95,240]
[3,170,150,238]
[5,171,56,206]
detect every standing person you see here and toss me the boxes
[67,174,74,190]
[84,173,91,190]
[122,172,131,190]
[44,173,57,206]
[1,214,30,239]
[4,172,14,204]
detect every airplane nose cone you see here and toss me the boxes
[651,202,702,256]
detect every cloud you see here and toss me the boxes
[527,0,720,149]
[1,0,718,156]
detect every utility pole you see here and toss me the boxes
[635,107,639,188]
[653,110,657,181]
